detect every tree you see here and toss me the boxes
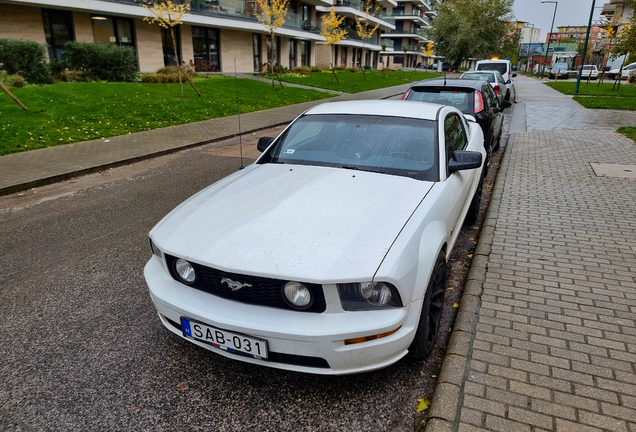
[427,0,514,70]
[256,0,289,89]
[611,4,636,90]
[321,6,347,84]
[424,42,435,66]
[142,0,191,100]
[354,4,380,80]
[576,41,592,63]
[498,26,520,65]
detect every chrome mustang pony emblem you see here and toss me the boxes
[221,277,252,291]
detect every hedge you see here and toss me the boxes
[0,39,52,84]
[64,42,138,82]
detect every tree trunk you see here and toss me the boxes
[170,27,184,101]
[361,45,366,80]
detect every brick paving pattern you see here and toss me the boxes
[429,76,636,432]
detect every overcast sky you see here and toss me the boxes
[512,0,603,41]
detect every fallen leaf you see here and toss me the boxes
[467,254,473,258]
[538,257,550,261]
[447,287,454,290]
[177,382,188,391]
[453,303,459,308]
[417,398,431,412]
[135,408,141,413]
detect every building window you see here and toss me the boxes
[42,9,74,61]
[161,27,182,66]
[300,5,310,22]
[341,45,347,66]
[91,16,135,49]
[289,39,296,69]
[192,26,220,71]
[253,33,262,72]
[300,40,310,66]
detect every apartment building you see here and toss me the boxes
[546,25,600,45]
[1,0,422,73]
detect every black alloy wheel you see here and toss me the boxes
[409,252,447,360]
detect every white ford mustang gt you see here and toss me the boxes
[145,100,486,375]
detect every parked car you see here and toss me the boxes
[416,62,428,69]
[429,62,438,70]
[145,100,486,375]
[402,78,511,173]
[441,61,451,71]
[459,70,507,104]
[474,59,516,101]
[580,65,598,80]
[608,62,636,80]
[549,63,570,79]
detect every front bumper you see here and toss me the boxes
[144,257,422,375]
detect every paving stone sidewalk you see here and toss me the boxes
[0,83,412,196]
[427,76,636,432]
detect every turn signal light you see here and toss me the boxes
[344,326,401,345]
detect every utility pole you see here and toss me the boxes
[541,1,558,79]
[575,0,597,93]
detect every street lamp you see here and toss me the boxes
[575,0,597,93]
[541,1,558,79]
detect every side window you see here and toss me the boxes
[485,85,498,109]
[444,114,467,158]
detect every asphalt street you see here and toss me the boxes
[0,127,448,432]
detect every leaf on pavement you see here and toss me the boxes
[453,303,459,308]
[134,408,141,413]
[417,398,431,412]
[177,382,188,392]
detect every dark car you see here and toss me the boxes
[549,63,570,79]
[441,61,451,71]
[402,79,511,172]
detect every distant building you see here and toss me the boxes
[597,0,634,67]
[546,25,601,45]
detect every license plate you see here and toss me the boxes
[180,318,268,360]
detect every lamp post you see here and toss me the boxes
[541,1,558,79]
[575,0,597,93]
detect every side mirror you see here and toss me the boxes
[257,137,275,152]
[448,150,482,173]
[512,73,517,78]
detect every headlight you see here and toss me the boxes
[175,258,196,284]
[282,282,313,310]
[337,282,402,311]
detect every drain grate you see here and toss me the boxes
[590,163,636,179]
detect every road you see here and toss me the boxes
[0,126,445,432]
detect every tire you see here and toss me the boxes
[409,251,446,360]
[504,90,510,101]
[493,130,502,152]
[464,173,484,225]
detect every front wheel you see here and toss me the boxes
[409,252,447,360]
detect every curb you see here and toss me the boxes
[0,89,406,197]
[424,107,516,432]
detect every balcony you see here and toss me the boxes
[187,0,322,32]
[317,0,396,30]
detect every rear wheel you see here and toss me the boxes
[409,252,446,360]
[493,130,502,152]
[464,173,484,225]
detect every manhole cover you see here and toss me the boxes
[590,163,636,179]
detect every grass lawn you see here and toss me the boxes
[618,126,636,143]
[546,81,636,97]
[272,69,443,93]
[0,75,333,156]
[572,96,636,110]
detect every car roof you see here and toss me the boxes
[410,78,485,91]
[304,100,443,120]
[476,60,510,64]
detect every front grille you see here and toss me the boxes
[165,255,326,313]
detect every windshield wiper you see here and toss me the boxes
[340,165,359,170]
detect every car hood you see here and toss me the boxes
[151,164,435,283]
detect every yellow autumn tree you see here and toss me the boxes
[424,42,435,66]
[256,0,289,89]
[354,4,380,80]
[142,0,191,100]
[321,6,348,84]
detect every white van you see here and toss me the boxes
[475,59,516,101]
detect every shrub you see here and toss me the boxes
[55,69,86,82]
[363,65,372,70]
[346,67,358,73]
[156,65,195,78]
[310,66,321,72]
[141,72,183,83]
[273,63,288,74]
[64,42,137,82]
[293,66,312,75]
[0,39,52,84]
[0,71,27,87]
[49,59,69,75]
[333,65,346,71]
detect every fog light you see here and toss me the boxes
[175,259,196,284]
[361,282,392,306]
[283,282,312,310]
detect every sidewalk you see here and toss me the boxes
[427,76,636,432]
[0,83,412,196]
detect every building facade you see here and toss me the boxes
[546,25,601,45]
[1,0,438,73]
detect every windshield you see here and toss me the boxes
[461,72,495,83]
[477,62,507,75]
[554,63,568,70]
[406,87,474,114]
[260,114,439,181]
